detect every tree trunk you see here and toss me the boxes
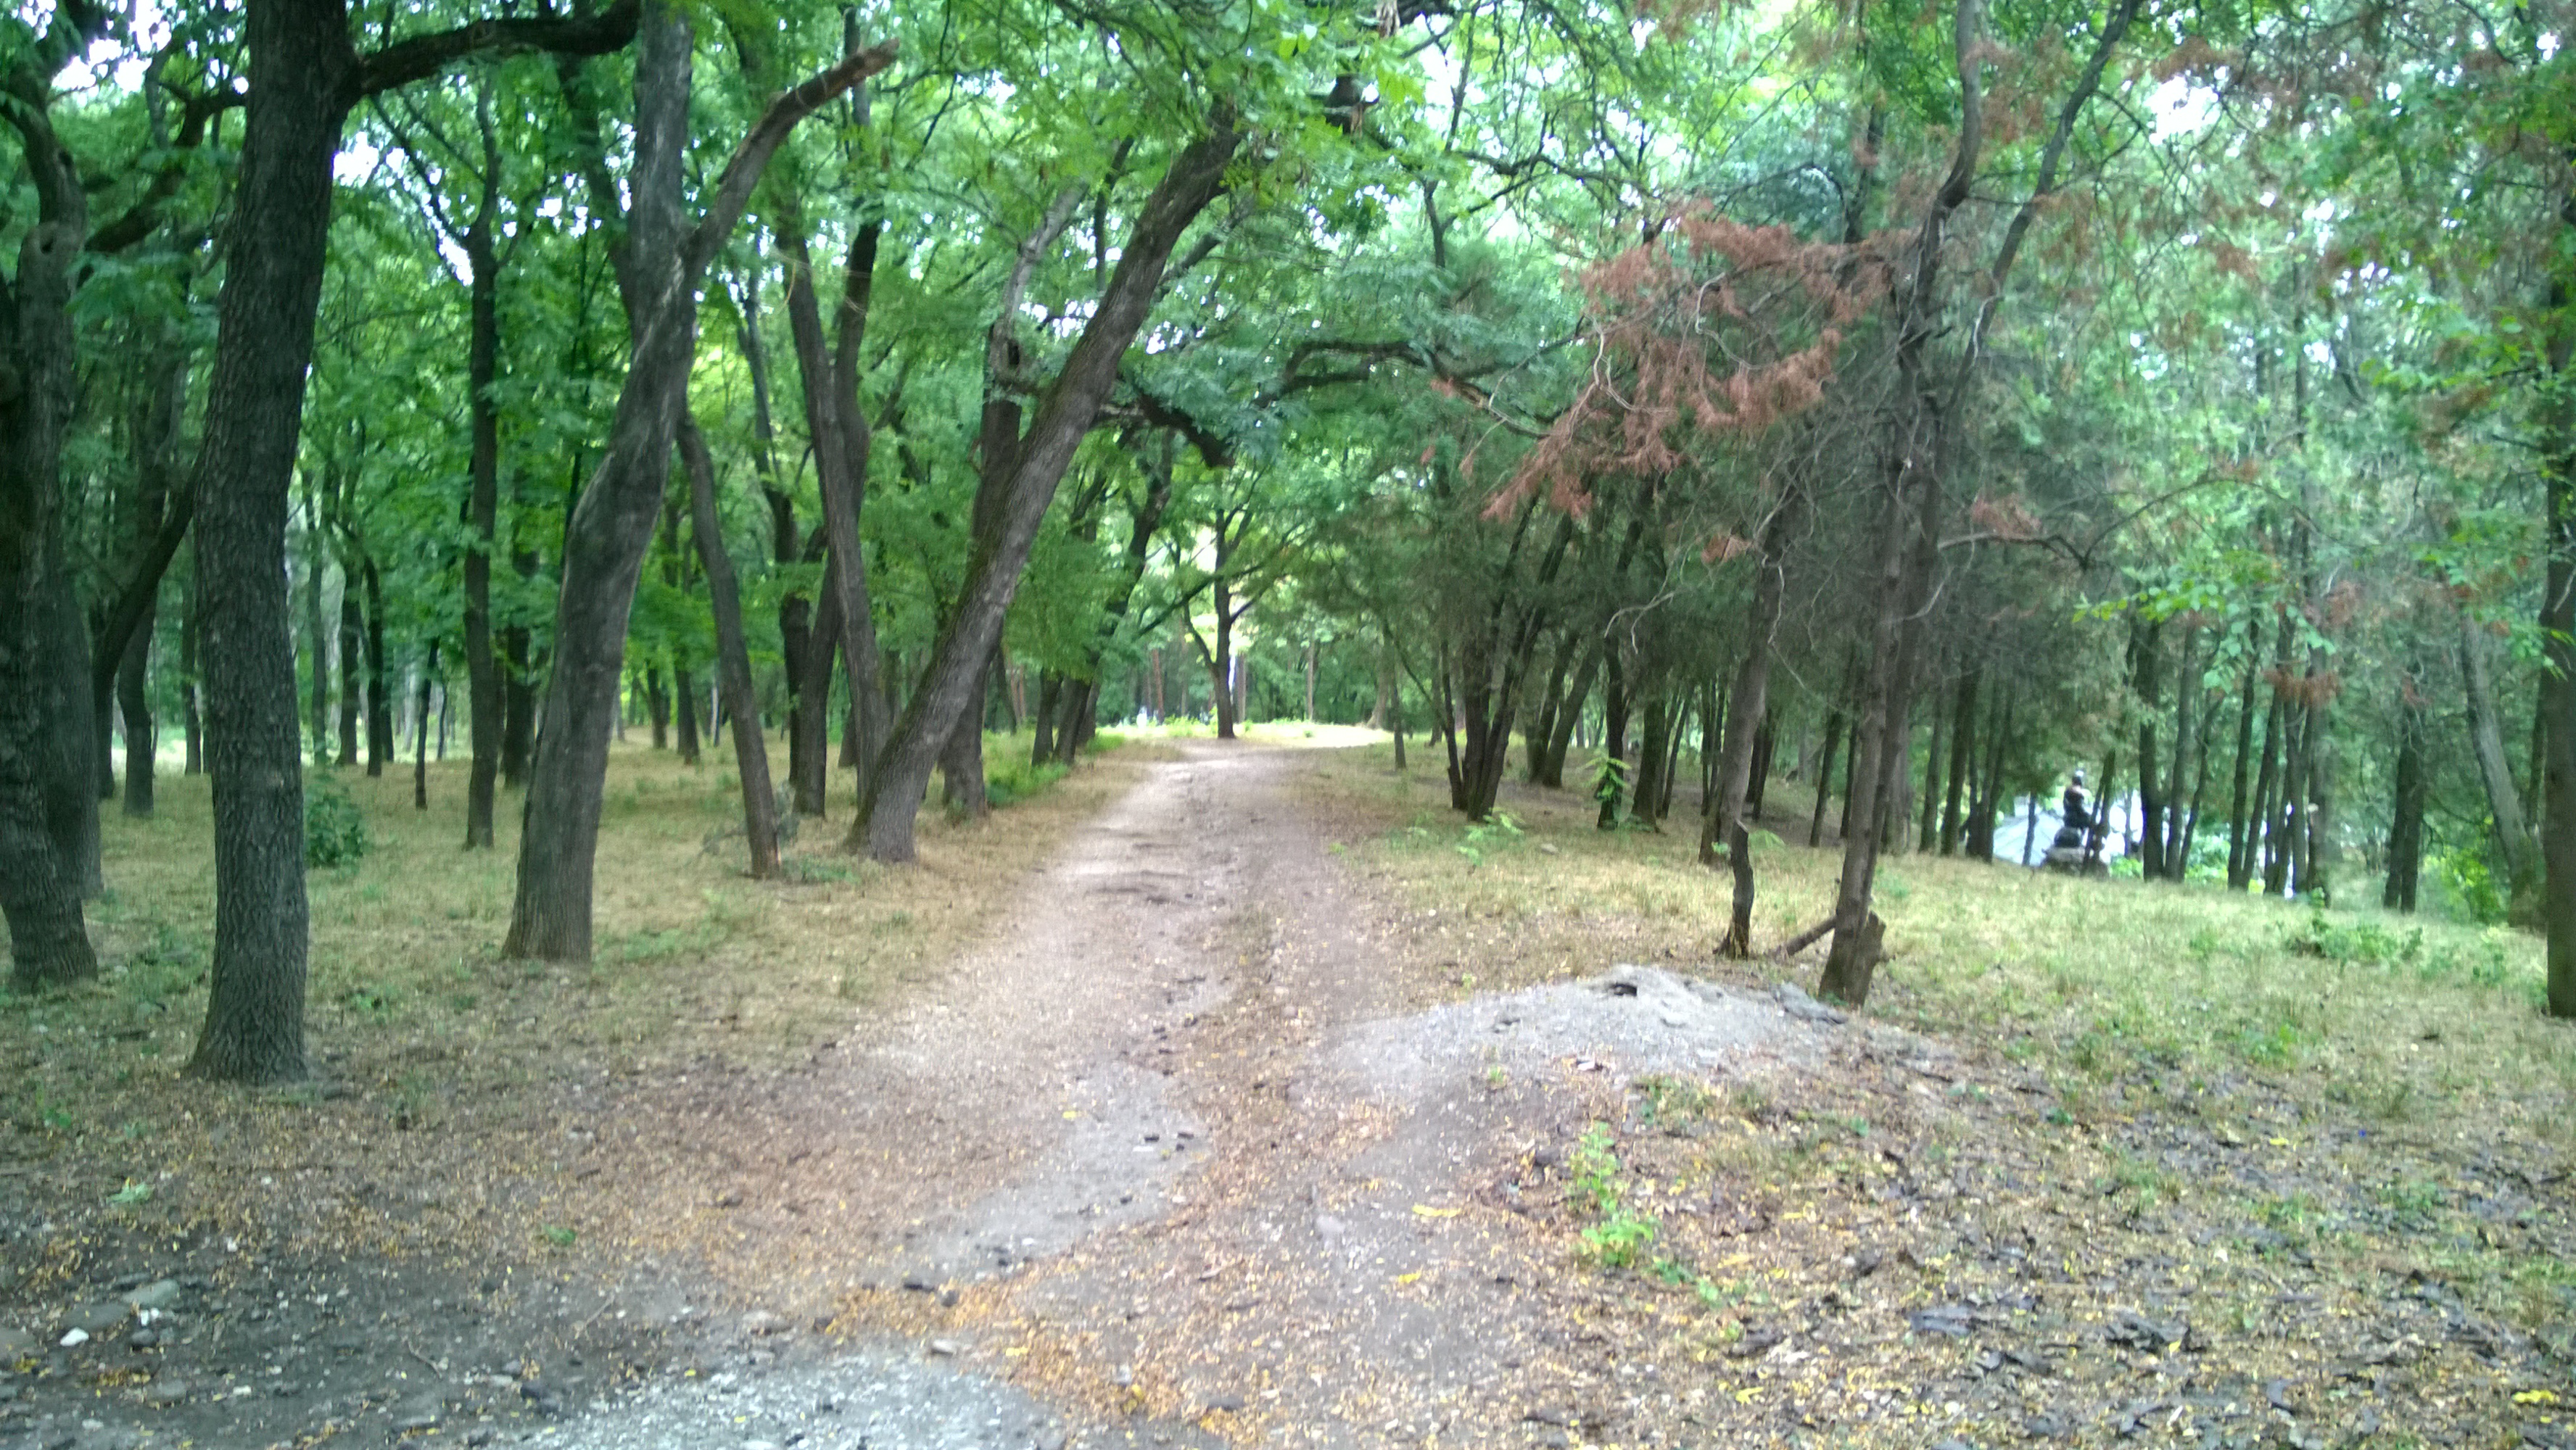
[674,663,701,764]
[1698,497,1791,956]
[183,0,345,1080]
[1633,687,1672,827]
[303,476,330,764]
[680,414,780,876]
[1809,705,1846,849]
[0,76,101,985]
[2131,614,2166,879]
[2161,621,2200,877]
[2463,610,2540,908]
[2385,683,2425,913]
[1540,639,1601,789]
[117,606,154,818]
[508,20,891,956]
[461,146,503,848]
[413,645,437,810]
[854,118,1242,861]
[363,555,392,776]
[1595,650,1630,829]
[336,587,360,767]
[181,595,202,775]
[1939,668,1976,855]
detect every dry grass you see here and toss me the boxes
[0,732,1152,1299]
[1288,740,2576,1446]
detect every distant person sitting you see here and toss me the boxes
[2060,770,2092,834]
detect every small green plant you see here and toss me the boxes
[1569,1122,1660,1269]
[2290,911,2422,969]
[1455,810,1524,866]
[540,1224,577,1248]
[302,778,369,869]
[107,1180,152,1206]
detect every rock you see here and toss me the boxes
[126,1329,158,1349]
[1206,1395,1245,1413]
[1770,981,1847,1024]
[122,1280,181,1313]
[465,1431,495,1448]
[397,1413,441,1432]
[740,1310,787,1337]
[0,1325,30,1354]
[57,1328,90,1348]
[1524,1406,1574,1427]
[927,1339,964,1356]
[69,1301,130,1332]
[2105,1309,2187,1352]
[1908,1305,1973,1336]
[519,1383,563,1418]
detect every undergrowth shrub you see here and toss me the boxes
[303,779,368,869]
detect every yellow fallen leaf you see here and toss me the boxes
[1411,1205,1461,1218]
[1062,1111,1081,1119]
[1395,1272,1421,1285]
[2268,1137,2291,1147]
[2514,1390,2561,1406]
[1735,1386,1762,1404]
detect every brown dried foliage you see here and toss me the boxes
[1491,207,1888,519]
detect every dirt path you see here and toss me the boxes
[527,740,1825,1450]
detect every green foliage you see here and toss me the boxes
[1454,809,1524,866]
[302,779,370,870]
[1570,1122,1660,1269]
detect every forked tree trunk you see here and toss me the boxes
[854,118,1241,861]
[508,18,895,958]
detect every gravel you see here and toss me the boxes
[519,1351,1085,1450]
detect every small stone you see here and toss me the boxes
[465,1431,495,1448]
[0,1325,29,1354]
[1206,1395,1245,1413]
[938,1289,959,1308]
[740,1310,786,1337]
[926,1339,963,1356]
[123,1280,181,1312]
[397,1413,440,1431]
[70,1303,128,1333]
[57,1329,89,1348]
[714,1188,745,1209]
[127,1329,159,1350]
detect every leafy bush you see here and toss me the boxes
[303,779,369,869]
[985,754,1069,808]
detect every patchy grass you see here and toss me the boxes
[1294,739,2576,1448]
[0,729,1138,1302]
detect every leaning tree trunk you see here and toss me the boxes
[854,117,1242,861]
[680,414,779,876]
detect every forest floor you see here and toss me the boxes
[2,734,2573,1450]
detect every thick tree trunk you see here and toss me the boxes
[2544,438,2576,1014]
[674,663,701,763]
[645,665,670,749]
[1595,651,1630,829]
[854,118,1242,861]
[680,414,778,876]
[0,83,101,985]
[183,0,345,1080]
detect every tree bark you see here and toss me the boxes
[1698,496,1792,956]
[363,555,392,776]
[461,111,503,848]
[854,117,1240,861]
